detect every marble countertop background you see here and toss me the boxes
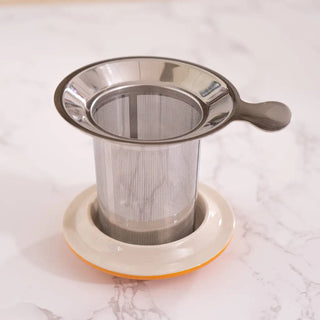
[0,0,320,319]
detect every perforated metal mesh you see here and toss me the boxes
[92,87,201,245]
[91,87,203,141]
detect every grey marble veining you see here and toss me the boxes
[0,278,169,320]
[0,0,319,319]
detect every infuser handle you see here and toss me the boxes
[234,100,291,131]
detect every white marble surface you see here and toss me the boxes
[0,0,320,319]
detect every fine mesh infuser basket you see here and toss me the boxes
[54,57,291,278]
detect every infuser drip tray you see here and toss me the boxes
[63,183,235,280]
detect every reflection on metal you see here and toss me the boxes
[159,62,179,82]
[200,81,221,97]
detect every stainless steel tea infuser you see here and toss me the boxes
[54,57,291,278]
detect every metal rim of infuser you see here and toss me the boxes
[54,56,291,144]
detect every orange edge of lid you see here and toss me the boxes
[64,234,233,280]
